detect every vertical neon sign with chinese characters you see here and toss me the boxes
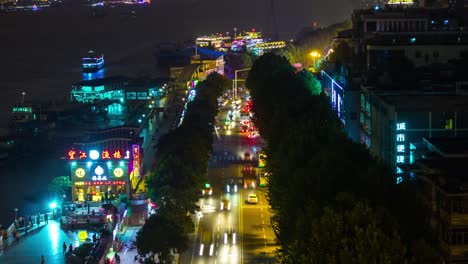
[395,122,406,182]
[132,144,140,178]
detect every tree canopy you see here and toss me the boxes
[246,53,436,262]
[137,73,228,262]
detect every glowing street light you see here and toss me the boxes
[309,51,321,71]
[49,201,57,210]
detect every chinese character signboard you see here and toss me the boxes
[132,144,140,178]
[395,122,407,182]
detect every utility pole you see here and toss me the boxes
[233,68,251,99]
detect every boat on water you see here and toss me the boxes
[82,50,104,72]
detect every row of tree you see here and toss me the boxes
[246,53,438,263]
[136,73,229,263]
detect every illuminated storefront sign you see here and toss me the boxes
[75,180,126,186]
[132,144,140,178]
[89,150,100,160]
[75,168,86,178]
[395,122,407,184]
[84,181,126,186]
[113,168,124,177]
[67,149,133,161]
[91,164,108,181]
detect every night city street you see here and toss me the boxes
[2,0,468,263]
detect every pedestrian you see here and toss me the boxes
[41,255,45,264]
[45,214,48,224]
[68,243,73,254]
[63,242,67,255]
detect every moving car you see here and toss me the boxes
[200,231,215,256]
[202,183,213,196]
[220,198,231,211]
[245,194,258,204]
[223,227,236,245]
[226,180,239,194]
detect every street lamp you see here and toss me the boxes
[233,68,251,99]
[309,51,321,71]
[21,92,26,105]
[14,208,18,219]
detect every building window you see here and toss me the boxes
[445,118,453,129]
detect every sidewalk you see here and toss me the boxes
[0,220,97,264]
[104,226,140,263]
[0,213,51,252]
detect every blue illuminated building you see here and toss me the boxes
[70,76,168,104]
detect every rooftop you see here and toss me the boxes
[423,137,468,157]
[374,93,468,111]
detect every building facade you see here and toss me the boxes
[67,126,144,203]
[413,138,468,262]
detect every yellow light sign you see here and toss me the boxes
[113,168,124,178]
[75,182,85,186]
[75,168,86,178]
[78,230,88,240]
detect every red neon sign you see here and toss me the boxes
[85,181,126,186]
[102,150,111,159]
[68,150,76,160]
[113,150,122,159]
[79,151,87,159]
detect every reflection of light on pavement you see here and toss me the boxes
[220,244,239,263]
[48,221,59,254]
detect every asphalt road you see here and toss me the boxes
[182,97,276,264]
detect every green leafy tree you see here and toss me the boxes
[48,176,72,197]
[136,206,191,263]
[246,52,437,262]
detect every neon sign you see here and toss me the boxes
[67,148,134,161]
[113,168,124,178]
[89,150,100,160]
[79,151,87,159]
[113,150,122,159]
[91,165,107,181]
[84,181,126,186]
[132,145,140,178]
[395,122,407,183]
[102,150,111,159]
[75,168,86,178]
[68,150,77,160]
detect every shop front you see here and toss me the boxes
[68,145,141,202]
